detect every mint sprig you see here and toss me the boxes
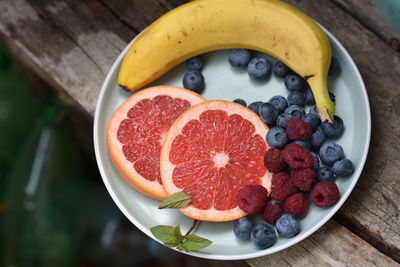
[158,191,192,209]
[151,220,212,252]
[153,192,212,252]
[150,225,183,247]
[178,233,212,252]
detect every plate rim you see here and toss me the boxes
[93,25,371,260]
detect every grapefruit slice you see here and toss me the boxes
[107,86,205,200]
[161,100,272,222]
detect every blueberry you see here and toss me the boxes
[311,128,326,151]
[272,61,291,78]
[251,223,277,249]
[268,95,288,114]
[305,88,315,105]
[332,159,354,177]
[259,103,278,125]
[310,105,319,116]
[276,113,293,128]
[319,141,344,166]
[302,113,320,130]
[183,70,205,93]
[229,49,251,67]
[233,217,253,241]
[275,214,301,238]
[248,101,263,114]
[266,127,288,149]
[284,105,305,118]
[328,57,341,76]
[233,99,247,107]
[248,57,271,80]
[292,140,311,150]
[317,167,335,182]
[287,91,305,106]
[321,115,344,138]
[185,57,202,70]
[311,152,320,171]
[284,74,305,92]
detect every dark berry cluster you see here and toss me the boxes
[231,54,354,250]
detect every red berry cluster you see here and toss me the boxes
[236,144,340,224]
[265,143,340,219]
[236,132,341,224]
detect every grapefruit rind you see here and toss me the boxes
[107,86,205,200]
[161,100,271,221]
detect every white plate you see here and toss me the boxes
[94,26,371,260]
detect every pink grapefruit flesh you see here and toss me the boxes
[161,100,272,221]
[107,86,205,200]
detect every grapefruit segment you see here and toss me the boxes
[161,100,272,221]
[107,86,205,200]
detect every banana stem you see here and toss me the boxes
[319,108,334,123]
[307,76,335,123]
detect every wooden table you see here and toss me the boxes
[1,0,398,265]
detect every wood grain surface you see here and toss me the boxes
[247,220,398,267]
[0,0,399,265]
[330,0,400,52]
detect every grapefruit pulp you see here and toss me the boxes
[107,86,205,200]
[161,100,272,221]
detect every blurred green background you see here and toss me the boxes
[0,44,246,267]
[374,0,400,34]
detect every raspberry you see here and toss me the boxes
[291,168,316,191]
[264,148,285,173]
[283,143,313,169]
[261,201,283,224]
[286,118,312,141]
[270,172,297,201]
[311,182,340,208]
[283,192,309,217]
[237,185,268,214]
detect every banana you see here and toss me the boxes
[118,0,335,122]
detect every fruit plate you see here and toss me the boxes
[93,26,371,260]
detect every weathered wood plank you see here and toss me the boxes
[100,0,189,33]
[247,220,398,267]
[0,0,133,115]
[0,0,399,264]
[330,0,400,52]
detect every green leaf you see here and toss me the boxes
[174,225,184,240]
[150,225,183,247]
[180,234,212,252]
[158,191,192,209]
[177,243,189,252]
[164,241,180,247]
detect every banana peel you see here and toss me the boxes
[118,0,335,122]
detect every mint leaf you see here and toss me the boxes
[152,220,212,252]
[180,234,212,251]
[158,192,192,209]
[150,225,183,247]
[174,225,184,240]
[177,243,188,252]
